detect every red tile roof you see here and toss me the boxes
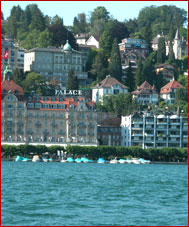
[131,81,157,95]
[1,79,24,94]
[160,80,183,94]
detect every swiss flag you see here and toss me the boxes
[3,50,9,59]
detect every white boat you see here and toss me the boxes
[32,155,41,162]
[138,158,151,164]
[131,158,141,164]
[118,159,126,164]
[60,159,67,163]
[110,159,118,164]
[125,159,132,164]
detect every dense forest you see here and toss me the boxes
[1,4,188,49]
[1,4,188,116]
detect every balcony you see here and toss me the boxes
[169,126,179,130]
[157,121,167,125]
[157,125,167,129]
[145,133,154,137]
[146,121,154,124]
[170,121,180,125]
[169,134,180,137]
[145,125,154,129]
[183,126,188,131]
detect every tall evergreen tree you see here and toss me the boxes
[125,61,135,92]
[99,30,113,59]
[167,40,175,63]
[1,11,4,20]
[135,57,143,87]
[108,38,123,82]
[90,50,108,82]
[157,37,166,63]
[143,22,153,53]
[141,58,156,85]
[66,69,79,90]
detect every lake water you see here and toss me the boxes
[1,161,188,226]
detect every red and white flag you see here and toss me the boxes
[3,50,9,59]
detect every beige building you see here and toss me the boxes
[24,40,88,88]
[1,67,98,145]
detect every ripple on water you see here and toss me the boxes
[1,162,188,226]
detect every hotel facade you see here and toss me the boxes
[1,67,98,146]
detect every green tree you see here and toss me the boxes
[1,11,4,20]
[108,38,123,82]
[28,4,45,32]
[181,56,188,71]
[13,68,26,86]
[125,61,135,92]
[157,37,166,63]
[90,6,110,27]
[20,29,39,49]
[73,13,88,34]
[90,50,108,82]
[22,72,46,95]
[135,57,143,86]
[141,58,156,85]
[66,69,79,90]
[51,15,63,25]
[154,71,166,92]
[86,48,98,76]
[103,95,116,113]
[124,19,138,34]
[107,20,129,43]
[99,30,113,59]
[167,40,175,63]
[90,18,107,38]
[38,29,53,47]
[143,22,153,53]
[175,88,188,102]
[48,23,78,49]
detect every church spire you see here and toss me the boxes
[175,28,179,40]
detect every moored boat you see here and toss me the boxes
[97,158,106,164]
[67,157,74,163]
[75,158,82,163]
[118,159,126,164]
[138,158,151,164]
[32,155,41,162]
[110,159,118,164]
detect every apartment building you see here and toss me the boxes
[1,36,24,77]
[121,112,188,149]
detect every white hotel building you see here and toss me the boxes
[121,112,188,149]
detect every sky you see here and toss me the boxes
[1,1,188,26]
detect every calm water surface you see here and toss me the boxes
[1,162,188,226]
